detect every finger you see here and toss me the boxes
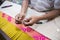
[23,19,34,26]
[15,14,22,24]
[19,15,25,20]
[15,20,22,24]
[19,13,25,20]
[15,14,20,21]
[19,15,22,20]
[26,19,34,24]
[23,17,31,22]
[23,17,32,26]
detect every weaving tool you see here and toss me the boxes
[0,11,50,40]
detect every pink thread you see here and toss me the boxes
[33,35,47,40]
[33,36,39,40]
[40,35,45,40]
[21,27,26,32]
[26,27,32,32]
[8,16,11,22]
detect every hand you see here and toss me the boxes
[23,16,40,26]
[15,13,25,24]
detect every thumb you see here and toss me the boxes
[23,18,34,26]
[19,14,25,20]
[24,17,31,22]
[19,16,23,20]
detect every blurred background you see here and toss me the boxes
[6,0,22,5]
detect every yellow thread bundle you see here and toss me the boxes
[0,14,34,40]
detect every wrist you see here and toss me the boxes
[38,12,47,20]
[20,12,26,15]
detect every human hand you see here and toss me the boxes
[23,16,40,26]
[15,13,25,24]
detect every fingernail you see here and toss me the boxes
[19,18,21,19]
[19,18,22,20]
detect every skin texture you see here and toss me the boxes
[15,0,60,26]
[15,0,29,24]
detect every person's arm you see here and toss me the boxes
[20,0,29,14]
[39,9,60,20]
[23,9,60,26]
[15,0,29,24]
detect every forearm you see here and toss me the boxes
[21,0,29,14]
[39,9,60,20]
